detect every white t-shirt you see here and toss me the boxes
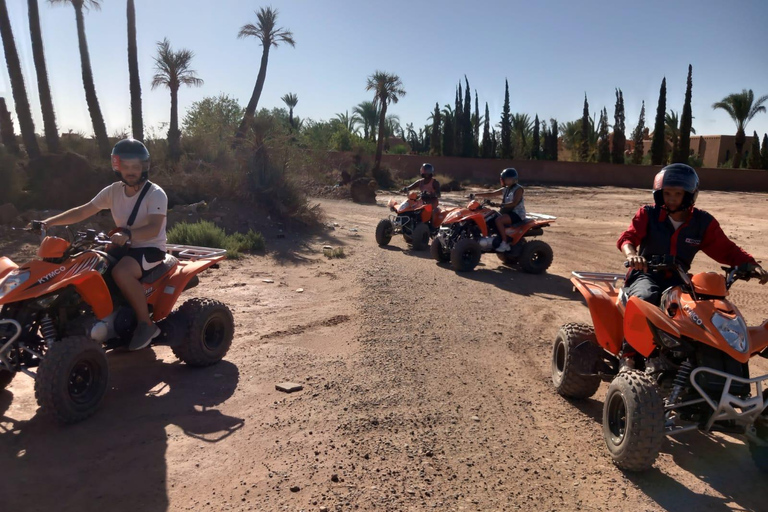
[90,182,168,250]
[670,218,684,230]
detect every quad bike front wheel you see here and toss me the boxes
[602,370,665,471]
[519,240,553,274]
[171,298,235,367]
[35,336,109,424]
[749,390,768,472]
[430,237,450,263]
[410,223,431,251]
[450,238,482,272]
[552,323,601,399]
[375,219,393,246]
[0,369,14,389]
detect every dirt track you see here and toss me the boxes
[2,186,768,512]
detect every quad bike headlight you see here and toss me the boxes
[0,271,29,299]
[711,312,748,353]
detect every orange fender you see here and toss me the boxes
[12,269,113,319]
[0,256,18,281]
[151,257,224,320]
[571,277,623,354]
[623,297,680,357]
[750,320,768,356]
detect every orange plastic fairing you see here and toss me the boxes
[691,272,728,297]
[467,200,482,211]
[623,297,678,357]
[0,256,17,280]
[749,320,768,356]
[571,277,623,354]
[37,236,70,259]
[151,256,225,320]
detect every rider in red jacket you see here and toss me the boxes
[618,163,767,307]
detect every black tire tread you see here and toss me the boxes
[34,336,109,424]
[552,323,601,399]
[602,370,665,472]
[430,238,450,263]
[171,298,234,367]
[411,223,430,251]
[520,240,554,274]
[375,219,393,246]
[450,238,481,272]
[0,369,14,389]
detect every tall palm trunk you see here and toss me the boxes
[0,97,19,153]
[73,3,109,157]
[127,0,143,141]
[28,0,59,152]
[168,85,180,160]
[0,0,40,158]
[235,46,270,140]
[288,107,293,129]
[733,128,745,168]
[374,103,388,172]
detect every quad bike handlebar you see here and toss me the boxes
[623,255,762,293]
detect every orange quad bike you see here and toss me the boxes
[0,222,235,424]
[430,197,556,273]
[552,255,768,472]
[375,190,448,251]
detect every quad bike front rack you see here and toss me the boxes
[0,319,23,374]
[166,244,227,261]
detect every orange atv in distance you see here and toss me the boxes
[430,196,556,273]
[0,222,235,424]
[375,190,448,251]
[552,255,768,472]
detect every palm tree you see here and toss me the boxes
[665,110,696,164]
[49,0,109,157]
[151,38,203,160]
[280,92,298,129]
[335,110,361,134]
[353,101,378,141]
[712,89,768,168]
[0,0,40,158]
[27,0,59,152]
[235,7,295,140]
[511,113,533,157]
[127,0,143,141]
[366,71,405,171]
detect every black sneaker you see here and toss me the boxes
[129,322,161,351]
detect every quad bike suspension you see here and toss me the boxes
[40,314,57,344]
[666,361,694,406]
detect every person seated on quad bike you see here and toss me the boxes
[617,163,768,364]
[40,138,169,352]
[471,168,526,252]
[401,163,441,226]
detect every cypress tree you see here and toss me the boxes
[540,122,549,160]
[463,77,473,157]
[631,101,646,165]
[676,64,693,163]
[482,102,492,158]
[650,77,667,165]
[492,127,498,157]
[579,94,590,162]
[430,102,441,155]
[762,133,768,170]
[500,79,512,159]
[598,108,611,162]
[473,90,480,156]
[532,114,540,159]
[549,118,559,161]
[442,113,454,157]
[748,131,762,169]
[455,83,462,157]
[611,88,626,164]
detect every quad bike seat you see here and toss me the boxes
[141,254,179,284]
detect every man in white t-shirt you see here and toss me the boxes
[42,139,168,351]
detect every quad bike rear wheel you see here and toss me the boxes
[410,223,431,251]
[450,238,482,272]
[519,240,553,274]
[375,219,393,246]
[602,370,665,471]
[430,237,450,263]
[35,336,109,424]
[0,369,14,389]
[171,298,234,367]
[552,323,601,399]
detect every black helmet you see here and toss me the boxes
[420,163,434,177]
[500,168,518,186]
[111,138,150,183]
[652,163,699,211]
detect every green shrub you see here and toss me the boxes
[390,144,409,155]
[167,220,264,260]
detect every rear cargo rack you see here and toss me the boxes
[166,244,227,261]
[571,271,624,282]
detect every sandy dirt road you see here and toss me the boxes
[2,186,768,512]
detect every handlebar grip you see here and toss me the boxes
[623,261,630,268]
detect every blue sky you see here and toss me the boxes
[3,0,768,140]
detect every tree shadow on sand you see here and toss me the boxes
[451,261,578,301]
[0,350,243,512]
[568,394,766,512]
